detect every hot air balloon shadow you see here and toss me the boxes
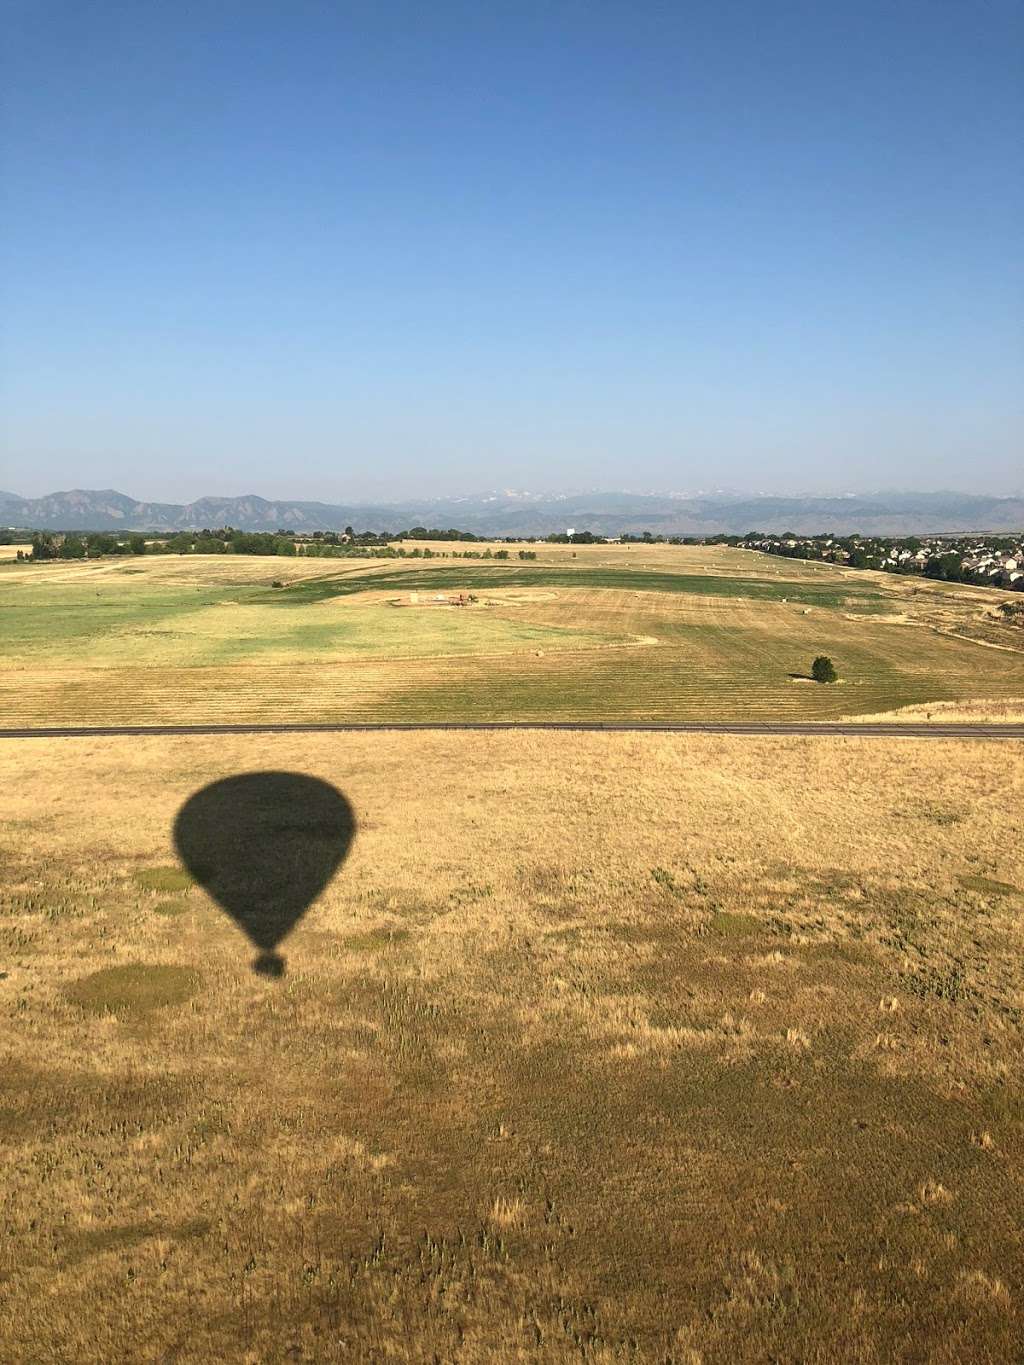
[173,771,355,977]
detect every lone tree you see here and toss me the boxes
[811,655,837,683]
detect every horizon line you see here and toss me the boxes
[5,484,1024,507]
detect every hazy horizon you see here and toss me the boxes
[3,3,1022,501]
[5,479,1024,507]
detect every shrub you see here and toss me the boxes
[811,655,837,683]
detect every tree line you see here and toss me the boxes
[24,528,540,561]
[27,532,148,560]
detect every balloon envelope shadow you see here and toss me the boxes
[173,772,355,977]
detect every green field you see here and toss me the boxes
[266,563,878,606]
[1,544,1022,726]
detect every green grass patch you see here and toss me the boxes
[65,964,202,1015]
[0,579,231,659]
[263,565,875,608]
[151,898,190,917]
[134,866,192,893]
[202,603,611,665]
[343,927,412,952]
[708,911,763,937]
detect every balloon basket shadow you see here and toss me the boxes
[252,951,286,979]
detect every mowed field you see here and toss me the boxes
[1,731,1023,1361]
[2,543,1023,726]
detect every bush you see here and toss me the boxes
[811,655,837,683]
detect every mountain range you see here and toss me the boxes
[2,487,1023,537]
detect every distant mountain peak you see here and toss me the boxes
[1,487,1021,536]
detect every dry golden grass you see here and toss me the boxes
[848,698,1024,724]
[1,730,1023,1361]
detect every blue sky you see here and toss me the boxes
[2,0,1021,501]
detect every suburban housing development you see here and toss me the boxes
[746,533,1024,588]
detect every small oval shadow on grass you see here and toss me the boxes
[65,964,202,1016]
[959,875,1021,898]
[61,1217,210,1269]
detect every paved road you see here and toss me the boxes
[1,722,1022,740]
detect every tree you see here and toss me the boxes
[925,552,962,582]
[811,655,837,684]
[194,535,226,554]
[30,532,59,560]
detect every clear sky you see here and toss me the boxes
[2,0,1021,501]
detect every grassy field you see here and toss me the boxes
[1,544,1022,726]
[1,730,1022,1360]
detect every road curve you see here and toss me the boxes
[0,722,1022,740]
